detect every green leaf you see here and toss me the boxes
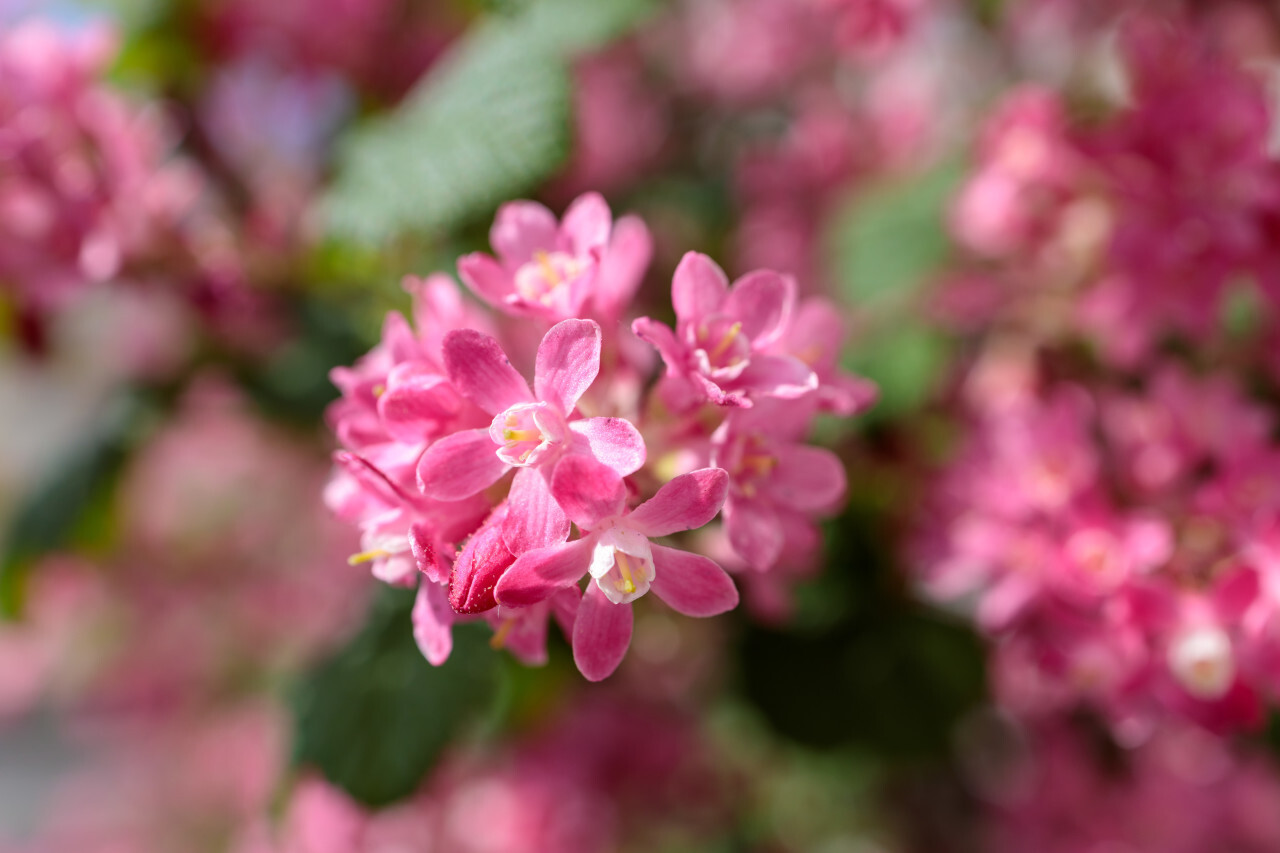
[0,391,154,617]
[826,163,962,314]
[843,325,950,421]
[323,0,657,244]
[291,587,503,807]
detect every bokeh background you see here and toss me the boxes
[5,0,1280,850]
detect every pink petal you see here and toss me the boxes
[725,496,784,570]
[671,251,728,324]
[457,253,514,308]
[449,512,515,614]
[502,466,571,554]
[534,318,602,415]
[492,609,549,666]
[490,200,558,266]
[594,214,652,321]
[550,454,627,529]
[567,417,646,477]
[412,581,455,666]
[494,536,595,608]
[550,586,581,637]
[627,468,729,538]
[558,191,612,256]
[377,372,462,443]
[442,329,533,414]
[632,317,686,377]
[417,428,509,500]
[771,444,847,512]
[649,544,739,617]
[409,523,445,584]
[731,353,818,399]
[572,582,633,682]
[722,270,792,346]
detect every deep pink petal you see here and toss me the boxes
[490,200,558,266]
[632,317,686,377]
[442,329,533,414]
[534,319,601,414]
[567,417,646,477]
[627,467,729,538]
[502,466,571,554]
[722,270,792,345]
[649,544,739,617]
[449,512,515,614]
[572,582,633,682]
[412,581,455,666]
[771,444,847,512]
[457,253,514,308]
[377,372,461,443]
[550,454,627,530]
[671,251,728,324]
[417,428,508,500]
[725,496,784,570]
[594,215,652,322]
[494,536,595,608]
[730,354,818,399]
[558,192,612,256]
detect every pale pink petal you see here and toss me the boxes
[495,610,549,666]
[725,496,784,570]
[409,523,445,584]
[417,428,508,500]
[567,417,646,476]
[550,586,581,637]
[494,536,596,608]
[627,467,729,538]
[550,454,627,529]
[649,544,739,616]
[457,253,515,307]
[412,581,455,666]
[490,200,558,265]
[502,466,571,554]
[593,214,652,321]
[771,445,847,512]
[632,317,686,377]
[572,582,633,682]
[449,511,514,614]
[534,318,601,414]
[671,251,728,323]
[558,191,612,255]
[731,353,818,399]
[722,270,792,345]
[442,329,533,414]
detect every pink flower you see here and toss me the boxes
[416,318,645,555]
[633,252,817,409]
[712,399,846,571]
[458,193,649,323]
[495,456,737,681]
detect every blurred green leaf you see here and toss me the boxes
[844,325,950,421]
[291,587,503,807]
[324,0,657,244]
[0,391,155,618]
[827,163,962,314]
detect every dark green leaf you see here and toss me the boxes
[291,587,503,807]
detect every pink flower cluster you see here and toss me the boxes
[915,361,1280,735]
[326,193,871,680]
[949,14,1280,365]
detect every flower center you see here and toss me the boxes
[1168,627,1234,699]
[589,526,655,605]
[722,433,777,498]
[692,315,751,377]
[489,402,566,468]
[514,250,581,306]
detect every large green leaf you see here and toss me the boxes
[323,0,658,244]
[291,587,503,807]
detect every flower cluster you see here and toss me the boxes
[326,193,870,680]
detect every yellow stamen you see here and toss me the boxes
[372,384,386,398]
[347,548,391,566]
[742,452,777,478]
[535,250,562,289]
[490,619,516,650]
[503,428,541,443]
[615,552,638,595]
[707,322,743,361]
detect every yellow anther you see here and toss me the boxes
[347,548,391,566]
[535,250,562,289]
[707,322,743,361]
[616,552,638,595]
[490,619,516,650]
[372,384,386,398]
[742,452,777,477]
[503,428,541,443]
